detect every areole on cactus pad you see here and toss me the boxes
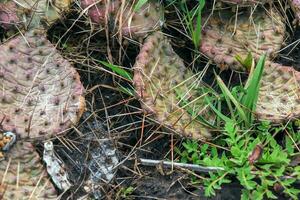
[133,32,214,140]
[200,7,285,71]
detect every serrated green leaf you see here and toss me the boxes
[241,189,251,200]
[252,188,265,200]
[237,167,257,190]
[266,190,277,199]
[204,183,216,197]
[281,178,296,186]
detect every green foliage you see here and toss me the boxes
[99,60,135,96]
[205,54,266,128]
[175,55,300,199]
[176,121,300,199]
[116,186,135,199]
[166,0,205,48]
[99,61,133,81]
[235,52,253,71]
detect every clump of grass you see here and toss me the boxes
[207,53,266,128]
[166,0,205,48]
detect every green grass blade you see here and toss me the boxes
[215,75,249,126]
[241,54,266,122]
[204,95,233,124]
[116,82,135,96]
[193,0,205,47]
[99,61,133,80]
[235,52,253,71]
[174,88,216,128]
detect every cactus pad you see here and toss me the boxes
[289,0,300,24]
[81,0,163,39]
[0,2,20,31]
[0,29,85,140]
[200,7,285,71]
[256,62,300,123]
[133,32,213,140]
[0,0,73,31]
[0,141,57,199]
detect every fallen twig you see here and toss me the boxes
[139,158,225,173]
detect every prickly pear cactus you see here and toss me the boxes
[200,7,285,71]
[81,0,163,39]
[289,0,300,24]
[256,62,300,123]
[0,2,20,31]
[133,32,213,140]
[0,141,57,199]
[0,29,85,140]
[0,0,73,31]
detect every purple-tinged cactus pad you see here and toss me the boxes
[0,0,73,31]
[0,141,57,199]
[0,29,85,140]
[133,32,213,140]
[81,0,163,39]
[0,2,21,31]
[256,62,300,123]
[200,7,285,71]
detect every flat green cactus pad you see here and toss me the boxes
[133,32,213,140]
[0,29,85,140]
[0,141,57,199]
[81,0,163,39]
[200,7,285,71]
[256,62,300,123]
[0,0,73,31]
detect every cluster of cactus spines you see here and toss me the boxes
[81,0,163,39]
[289,0,300,24]
[133,32,213,140]
[0,0,73,31]
[256,62,300,123]
[0,141,57,199]
[200,7,285,71]
[0,29,85,140]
